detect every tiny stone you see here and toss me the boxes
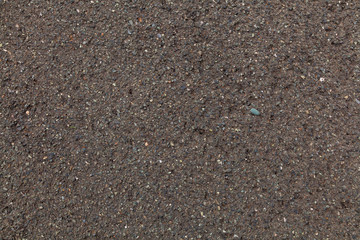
[250,108,260,115]
[47,152,55,160]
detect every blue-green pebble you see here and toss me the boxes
[250,108,260,115]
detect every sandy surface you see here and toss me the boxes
[1,1,360,239]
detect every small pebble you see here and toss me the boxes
[355,99,360,104]
[250,108,260,116]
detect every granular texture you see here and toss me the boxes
[1,1,360,239]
